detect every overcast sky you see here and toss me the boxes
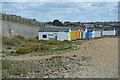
[1,2,118,22]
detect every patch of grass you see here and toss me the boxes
[51,56,64,58]
[2,37,73,57]
[7,66,27,75]
[36,73,46,77]
[36,50,50,53]
[36,46,72,53]
[2,60,11,70]
[15,35,24,40]
[5,53,21,56]
[36,47,72,56]
[48,41,69,45]
[35,46,73,56]
[15,45,23,47]
[2,71,9,78]
[38,40,48,43]
[15,46,35,54]
[54,46,72,51]
[2,60,28,77]
[2,37,16,46]
[28,38,38,42]
[72,41,82,45]
[53,63,64,67]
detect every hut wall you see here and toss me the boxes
[102,30,115,36]
[77,31,80,39]
[70,32,78,40]
[80,31,82,39]
[58,32,70,41]
[94,31,102,38]
[82,31,87,39]
[38,32,70,41]
[77,30,82,39]
[118,30,120,35]
[92,31,95,38]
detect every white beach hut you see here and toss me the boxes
[38,26,71,41]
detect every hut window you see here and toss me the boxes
[43,35,47,38]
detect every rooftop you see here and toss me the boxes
[39,26,70,32]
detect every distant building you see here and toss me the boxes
[63,21,81,27]
[44,22,54,26]
[83,23,95,28]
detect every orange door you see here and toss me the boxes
[77,31,80,39]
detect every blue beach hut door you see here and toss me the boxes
[87,31,92,38]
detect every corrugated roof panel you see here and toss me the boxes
[38,26,70,32]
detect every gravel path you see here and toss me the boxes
[70,37,118,78]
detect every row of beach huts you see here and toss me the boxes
[38,26,120,41]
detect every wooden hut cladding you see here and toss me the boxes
[118,30,120,35]
[70,32,78,40]
[70,28,82,40]
[81,28,102,39]
[81,28,87,39]
[113,28,120,36]
[94,31,102,38]
[82,31,87,39]
[92,29,102,38]
[77,30,80,39]
[78,29,82,39]
[102,28,116,36]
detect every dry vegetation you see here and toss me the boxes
[1,36,118,78]
[2,56,91,78]
[1,35,82,78]
[2,35,73,56]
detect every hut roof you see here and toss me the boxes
[70,27,80,31]
[39,26,70,32]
